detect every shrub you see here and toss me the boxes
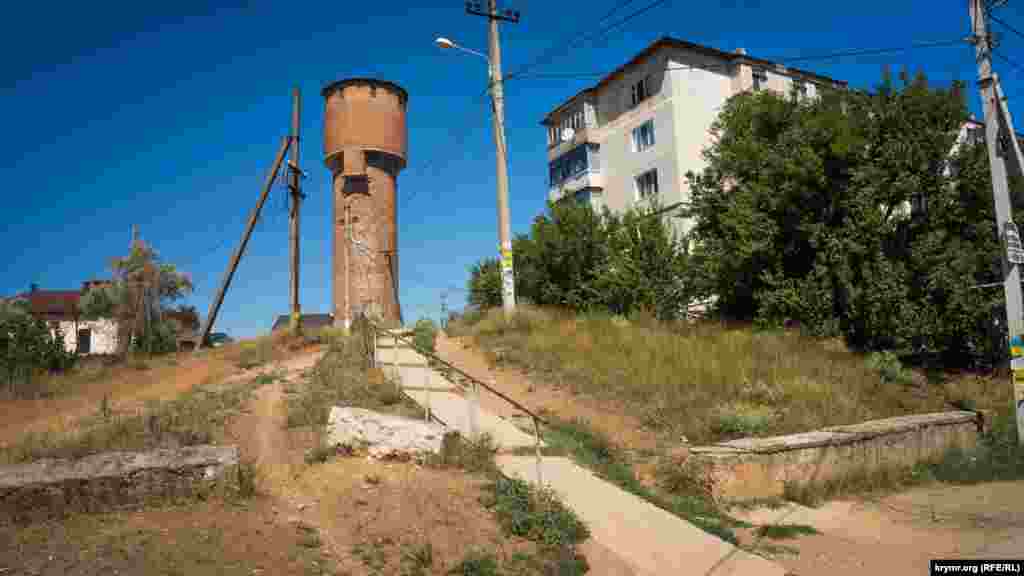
[413,318,438,355]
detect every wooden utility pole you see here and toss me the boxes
[969,0,1024,444]
[288,87,304,334]
[196,137,292,350]
[468,0,519,319]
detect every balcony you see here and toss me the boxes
[548,170,603,204]
[547,126,599,161]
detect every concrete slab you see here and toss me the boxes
[403,390,541,451]
[375,347,427,366]
[496,456,786,576]
[394,365,458,391]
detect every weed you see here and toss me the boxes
[304,441,337,465]
[234,459,258,499]
[480,475,588,550]
[447,549,500,576]
[544,417,746,543]
[461,308,956,444]
[1,378,262,464]
[285,334,422,428]
[753,523,820,540]
[426,432,499,473]
[400,541,434,576]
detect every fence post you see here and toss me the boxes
[392,331,399,390]
[467,379,480,440]
[423,356,431,423]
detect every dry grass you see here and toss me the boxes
[0,499,336,576]
[285,333,421,429]
[462,306,967,444]
[0,373,275,465]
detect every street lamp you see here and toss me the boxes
[434,37,488,60]
[435,33,517,318]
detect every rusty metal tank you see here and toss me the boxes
[322,78,408,327]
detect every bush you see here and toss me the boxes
[413,318,438,355]
[0,301,77,397]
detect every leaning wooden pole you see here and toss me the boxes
[196,137,292,351]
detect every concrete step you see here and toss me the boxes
[496,456,786,576]
[403,390,541,451]
[375,347,428,367]
[393,365,459,391]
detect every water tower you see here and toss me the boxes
[322,78,408,328]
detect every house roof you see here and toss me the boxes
[541,36,848,125]
[12,290,81,318]
[271,313,335,332]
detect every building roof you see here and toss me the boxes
[271,313,335,332]
[321,78,409,105]
[541,36,848,125]
[11,290,81,318]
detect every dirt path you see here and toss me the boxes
[732,480,1024,575]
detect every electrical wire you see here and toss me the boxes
[399,0,671,208]
[990,12,1024,43]
[994,49,1024,73]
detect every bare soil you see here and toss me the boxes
[732,481,1024,575]
[438,331,1024,575]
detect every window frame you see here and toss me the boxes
[632,119,656,152]
[753,68,768,92]
[634,168,659,201]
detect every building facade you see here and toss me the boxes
[542,37,847,240]
[8,283,119,355]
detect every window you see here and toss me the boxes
[630,75,652,108]
[753,68,768,92]
[795,80,808,98]
[635,169,659,200]
[632,120,656,152]
[549,144,594,187]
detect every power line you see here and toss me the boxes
[993,49,1024,73]
[514,38,969,83]
[503,0,672,84]
[400,0,671,209]
[990,12,1024,42]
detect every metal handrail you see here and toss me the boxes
[368,322,547,426]
[367,320,546,485]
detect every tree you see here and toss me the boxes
[81,239,193,354]
[467,199,690,318]
[687,69,1014,363]
[468,258,502,309]
[0,297,75,396]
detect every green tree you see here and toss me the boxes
[468,258,502,309]
[0,297,75,396]
[81,240,193,354]
[687,69,1013,363]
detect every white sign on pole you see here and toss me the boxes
[1006,222,1024,265]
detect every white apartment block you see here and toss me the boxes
[542,37,847,241]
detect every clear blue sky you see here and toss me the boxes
[1,1,1018,338]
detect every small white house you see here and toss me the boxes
[12,283,120,355]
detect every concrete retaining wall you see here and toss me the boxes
[0,445,238,524]
[686,411,984,501]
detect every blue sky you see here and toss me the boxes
[1,0,1020,338]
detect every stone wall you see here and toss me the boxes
[54,318,119,355]
[0,445,238,524]
[686,411,984,501]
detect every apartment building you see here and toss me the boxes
[541,36,847,240]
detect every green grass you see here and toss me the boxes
[753,523,820,540]
[461,306,955,444]
[1,376,269,465]
[542,417,748,544]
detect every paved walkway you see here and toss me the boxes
[376,334,786,575]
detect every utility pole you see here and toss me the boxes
[441,290,448,330]
[970,0,1024,444]
[468,0,519,318]
[288,87,304,334]
[196,137,292,350]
